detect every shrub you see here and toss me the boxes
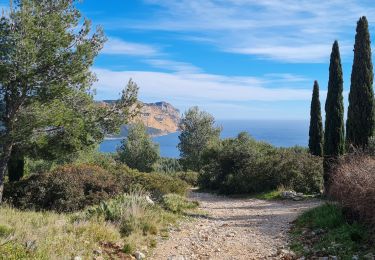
[161,194,199,213]
[117,122,160,172]
[122,172,189,198]
[199,133,323,194]
[5,162,190,212]
[329,154,375,227]
[154,158,183,173]
[4,164,121,212]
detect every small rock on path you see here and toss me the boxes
[151,192,321,260]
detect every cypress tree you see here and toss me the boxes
[309,80,324,156]
[324,40,345,157]
[346,16,375,148]
[323,41,345,192]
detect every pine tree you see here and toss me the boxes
[346,16,375,148]
[324,41,345,157]
[309,81,324,156]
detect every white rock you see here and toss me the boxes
[145,195,155,205]
[134,251,146,260]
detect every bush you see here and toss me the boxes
[329,154,375,227]
[116,168,189,198]
[154,158,183,174]
[199,133,323,194]
[4,164,121,212]
[5,162,190,212]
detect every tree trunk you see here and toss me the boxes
[0,141,13,203]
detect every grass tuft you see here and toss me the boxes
[290,203,373,258]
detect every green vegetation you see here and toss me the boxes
[347,16,375,149]
[0,188,198,259]
[290,204,374,258]
[161,194,199,213]
[308,81,324,157]
[324,40,345,158]
[4,163,190,212]
[254,190,283,200]
[154,157,183,174]
[0,0,138,202]
[178,106,221,171]
[198,132,323,194]
[117,122,160,172]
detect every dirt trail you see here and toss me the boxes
[151,192,321,260]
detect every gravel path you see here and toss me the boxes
[151,192,321,260]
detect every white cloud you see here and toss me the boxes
[114,0,375,62]
[144,59,201,73]
[102,37,160,56]
[93,68,312,103]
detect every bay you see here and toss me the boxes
[99,119,309,158]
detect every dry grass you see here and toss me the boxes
[0,206,121,259]
[0,190,196,259]
[329,154,375,227]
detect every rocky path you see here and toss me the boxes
[151,192,321,260]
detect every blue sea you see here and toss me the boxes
[99,120,309,158]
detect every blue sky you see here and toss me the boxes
[3,0,375,119]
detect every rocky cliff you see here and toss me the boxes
[136,101,180,136]
[102,101,180,137]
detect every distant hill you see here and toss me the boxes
[101,101,181,138]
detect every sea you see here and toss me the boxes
[99,120,309,158]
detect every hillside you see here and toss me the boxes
[102,101,181,137]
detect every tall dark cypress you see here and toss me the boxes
[346,16,375,148]
[309,80,324,156]
[324,41,345,157]
[323,41,345,192]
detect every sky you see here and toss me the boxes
[3,0,375,120]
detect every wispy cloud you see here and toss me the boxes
[93,68,312,102]
[102,37,161,56]
[113,0,375,62]
[144,59,202,73]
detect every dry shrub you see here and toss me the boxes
[329,154,375,226]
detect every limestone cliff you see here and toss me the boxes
[102,101,180,137]
[136,102,180,136]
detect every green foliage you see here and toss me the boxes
[291,204,372,258]
[85,191,152,223]
[324,41,345,157]
[347,16,375,149]
[154,157,183,173]
[155,158,198,186]
[0,0,139,201]
[254,189,283,200]
[178,107,221,171]
[199,132,323,194]
[4,164,121,212]
[0,225,13,237]
[115,167,189,198]
[83,191,179,241]
[118,122,160,173]
[308,81,324,157]
[161,194,199,213]
[7,147,24,182]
